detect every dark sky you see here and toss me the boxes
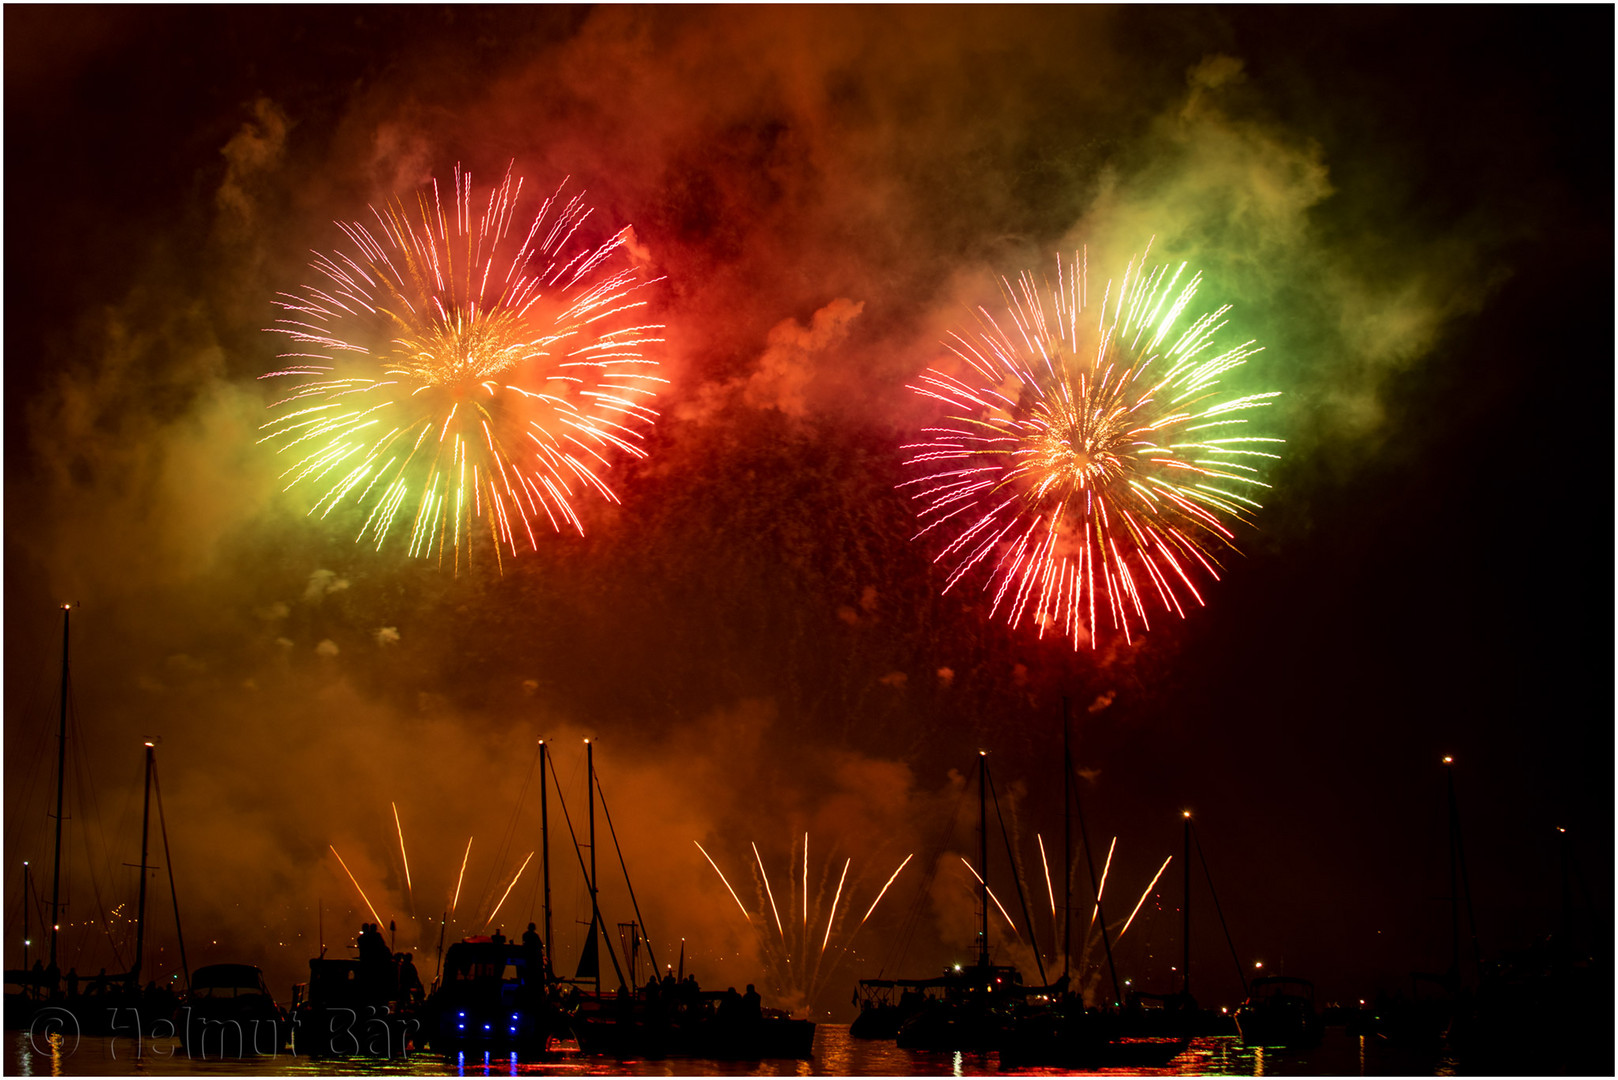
[4,6,1611,1019]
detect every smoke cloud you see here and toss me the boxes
[5,6,1598,1018]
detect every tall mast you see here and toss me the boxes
[1062,701,1071,981]
[21,861,29,977]
[1443,755,1480,984]
[977,750,989,969]
[132,741,155,988]
[540,740,553,977]
[1072,717,1121,1005]
[1182,810,1192,1001]
[49,604,71,978]
[587,738,600,997]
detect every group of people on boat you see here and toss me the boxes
[354,922,424,1005]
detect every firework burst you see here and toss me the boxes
[261,166,666,569]
[902,247,1281,646]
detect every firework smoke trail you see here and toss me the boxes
[485,851,534,929]
[1115,855,1174,941]
[902,247,1282,646]
[329,845,384,926]
[451,836,473,914]
[260,166,667,569]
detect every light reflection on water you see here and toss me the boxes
[6,1025,1453,1077]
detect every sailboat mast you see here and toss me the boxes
[540,740,553,977]
[1182,811,1191,1001]
[1062,701,1071,980]
[1442,755,1479,982]
[587,738,600,997]
[977,750,989,969]
[21,861,29,977]
[49,604,71,977]
[132,741,155,987]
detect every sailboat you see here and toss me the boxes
[884,751,1049,1053]
[419,739,558,1053]
[559,742,815,1061]
[998,703,1193,1069]
[4,607,190,1036]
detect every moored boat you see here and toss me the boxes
[1234,975,1323,1048]
[421,936,550,1051]
[177,963,289,1057]
[291,951,420,1056]
[999,1001,1191,1070]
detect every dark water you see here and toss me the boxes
[6,1025,1461,1077]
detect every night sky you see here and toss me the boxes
[4,7,1611,1020]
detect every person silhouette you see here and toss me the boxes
[521,923,542,970]
[398,953,423,1004]
[742,983,762,1021]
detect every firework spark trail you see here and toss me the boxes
[329,845,384,926]
[802,833,809,930]
[858,854,914,926]
[902,247,1282,647]
[820,858,851,956]
[1091,837,1117,925]
[694,842,751,921]
[701,840,913,1014]
[260,166,667,569]
[451,836,473,914]
[486,851,534,929]
[392,802,413,899]
[959,857,1021,939]
[753,842,785,939]
[1116,855,1174,942]
[1038,834,1056,920]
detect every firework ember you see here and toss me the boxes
[261,166,666,569]
[902,247,1281,646]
